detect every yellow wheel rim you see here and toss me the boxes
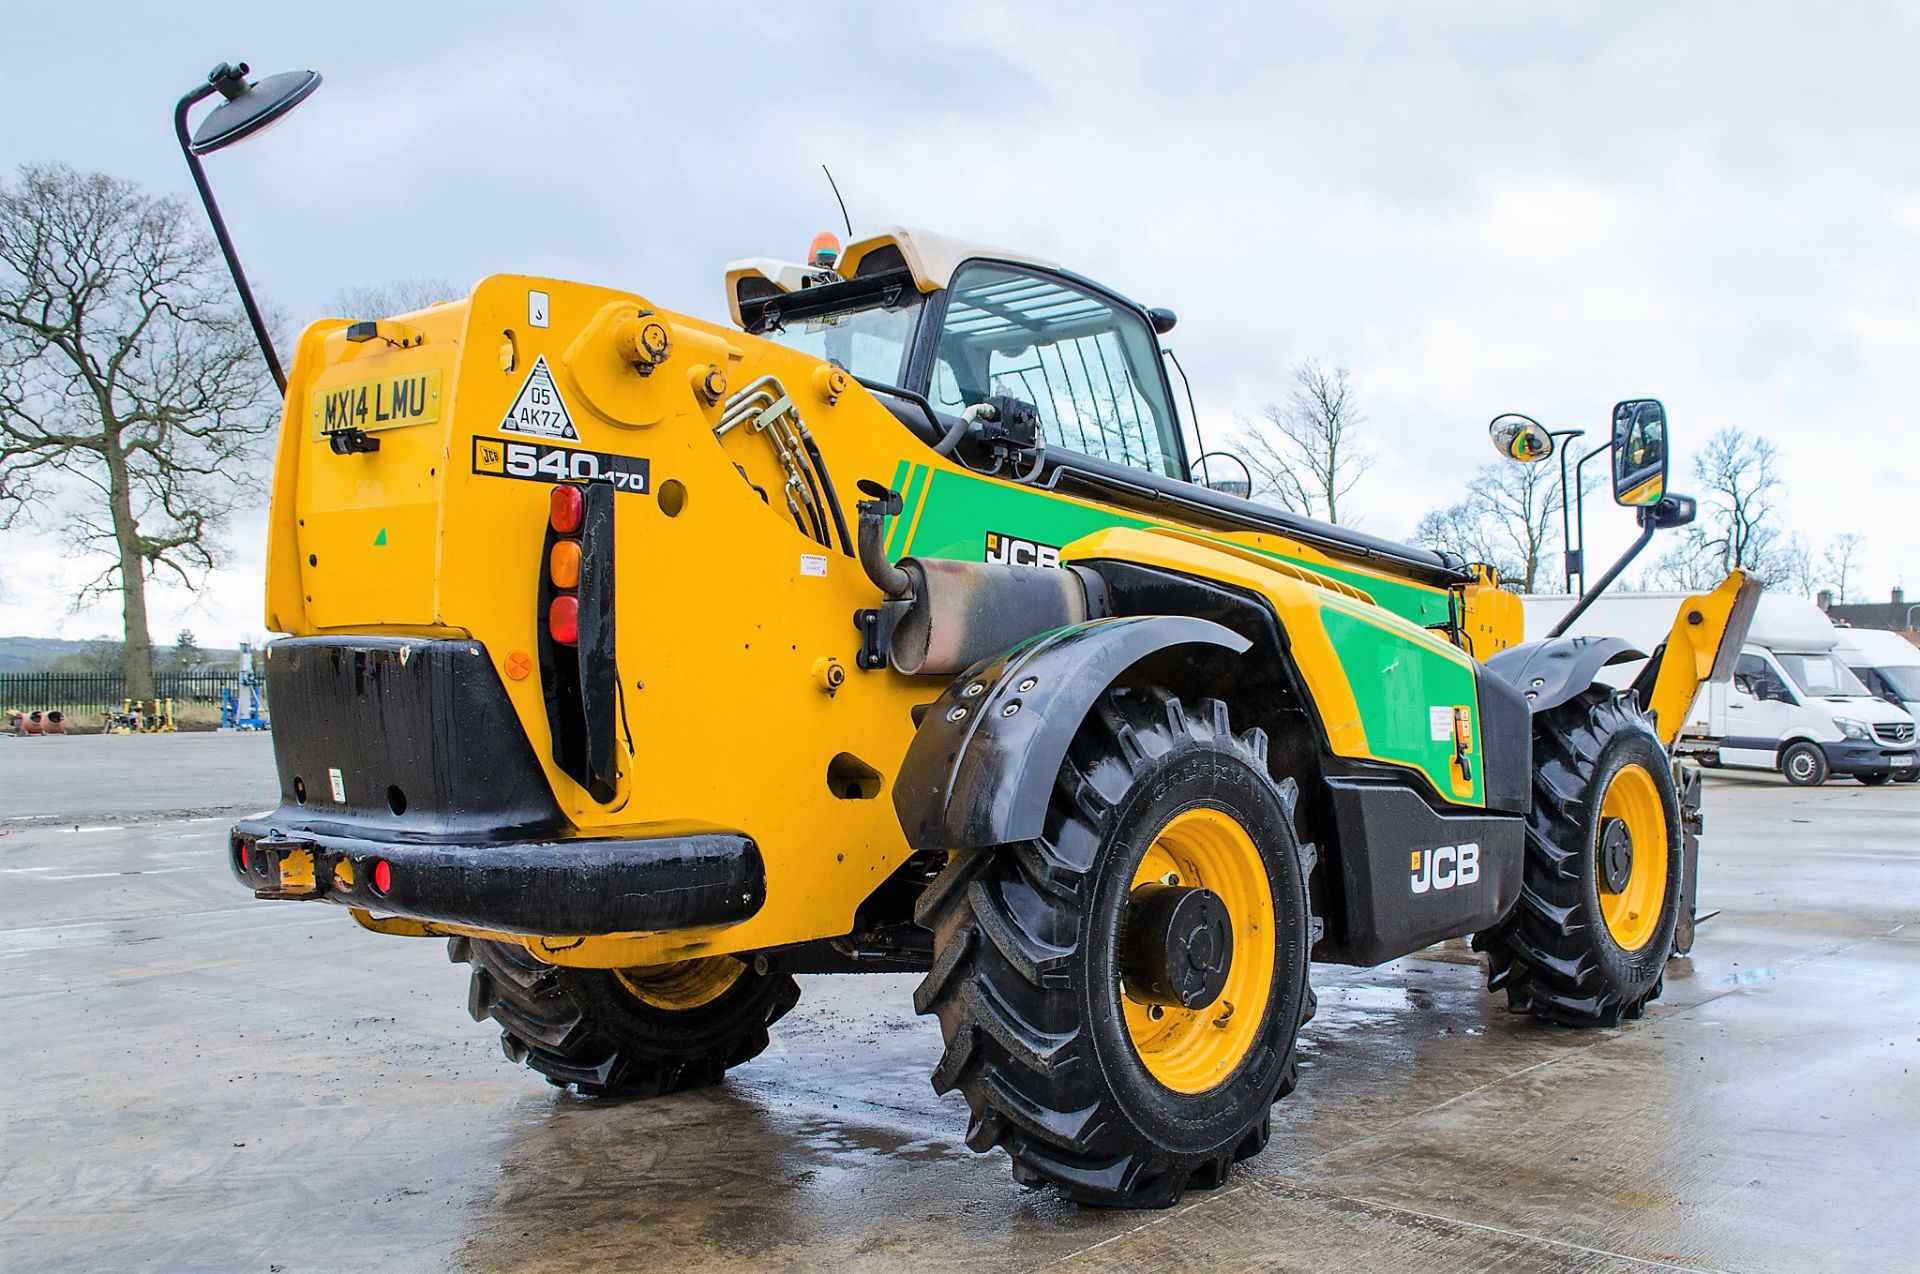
[1596,763,1669,951]
[615,956,745,1011]
[1121,807,1276,1094]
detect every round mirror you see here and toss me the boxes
[1489,413,1555,464]
[1610,398,1668,506]
[190,68,322,155]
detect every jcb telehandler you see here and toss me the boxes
[191,62,1758,1208]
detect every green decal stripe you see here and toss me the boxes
[887,463,928,558]
[901,468,1450,628]
[1319,606,1483,806]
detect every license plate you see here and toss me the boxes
[310,368,443,437]
[1893,755,1914,768]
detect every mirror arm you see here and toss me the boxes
[175,81,287,393]
[1546,504,1660,639]
[1567,440,1610,593]
[1548,430,1584,591]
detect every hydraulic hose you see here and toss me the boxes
[802,433,855,557]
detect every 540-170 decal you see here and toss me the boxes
[472,437,650,493]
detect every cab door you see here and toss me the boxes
[1723,651,1795,768]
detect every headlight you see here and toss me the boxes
[1832,717,1871,741]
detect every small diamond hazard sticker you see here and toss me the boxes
[499,354,576,439]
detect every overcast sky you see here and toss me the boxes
[2,2,1914,646]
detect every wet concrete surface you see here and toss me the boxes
[1,740,1915,1271]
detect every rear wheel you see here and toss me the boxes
[1781,742,1828,786]
[913,688,1315,1208]
[1857,772,1892,786]
[450,938,798,1096]
[1895,769,1919,785]
[1478,690,1683,1027]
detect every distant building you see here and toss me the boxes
[1818,586,1918,636]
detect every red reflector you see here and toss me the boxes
[371,859,392,894]
[238,844,250,872]
[549,594,580,644]
[549,484,584,534]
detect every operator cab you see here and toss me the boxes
[727,227,1469,585]
[727,227,1187,481]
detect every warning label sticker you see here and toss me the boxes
[499,354,576,439]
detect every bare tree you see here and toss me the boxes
[1822,532,1865,602]
[330,276,458,320]
[1242,360,1373,524]
[1645,427,1800,589]
[1693,427,1787,572]
[0,164,272,698]
[1414,458,1566,592]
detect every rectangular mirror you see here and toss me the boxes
[1611,398,1667,506]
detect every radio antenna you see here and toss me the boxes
[822,165,853,238]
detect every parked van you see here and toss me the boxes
[1683,595,1916,785]
[1835,630,1920,783]
[1523,591,1918,786]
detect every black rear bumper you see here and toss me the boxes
[229,819,765,937]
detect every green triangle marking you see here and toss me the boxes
[373,527,388,546]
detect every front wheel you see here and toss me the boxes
[1857,772,1893,786]
[451,938,799,1096]
[1895,768,1919,785]
[1781,742,1829,786]
[913,688,1315,1207]
[1478,690,1683,1027]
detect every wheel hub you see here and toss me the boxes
[1121,883,1235,1009]
[1599,817,1635,893]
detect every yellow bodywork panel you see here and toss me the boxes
[1062,526,1486,804]
[264,274,1478,968]
[1642,570,1758,747]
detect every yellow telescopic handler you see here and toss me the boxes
[182,62,1758,1207]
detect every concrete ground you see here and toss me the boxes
[1,735,1915,1273]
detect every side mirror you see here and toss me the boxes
[1611,398,1668,506]
[1489,413,1554,463]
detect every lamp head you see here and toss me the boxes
[189,62,322,155]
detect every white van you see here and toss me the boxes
[1682,596,1917,786]
[1522,590,1918,786]
[1835,630,1920,780]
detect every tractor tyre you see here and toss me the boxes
[913,687,1316,1208]
[449,937,799,1097]
[1781,741,1828,786]
[1477,689,1683,1028]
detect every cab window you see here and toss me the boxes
[930,263,1182,478]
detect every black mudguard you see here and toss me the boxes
[891,615,1250,852]
[1484,635,1646,714]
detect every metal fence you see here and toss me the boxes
[0,672,261,714]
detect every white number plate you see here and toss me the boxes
[471,437,650,493]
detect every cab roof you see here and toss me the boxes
[724,226,1056,329]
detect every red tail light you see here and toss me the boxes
[370,859,392,894]
[550,484,584,534]
[549,594,580,644]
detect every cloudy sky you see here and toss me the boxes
[2,2,1914,646]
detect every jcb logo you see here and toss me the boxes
[1410,843,1480,895]
[984,530,1061,569]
